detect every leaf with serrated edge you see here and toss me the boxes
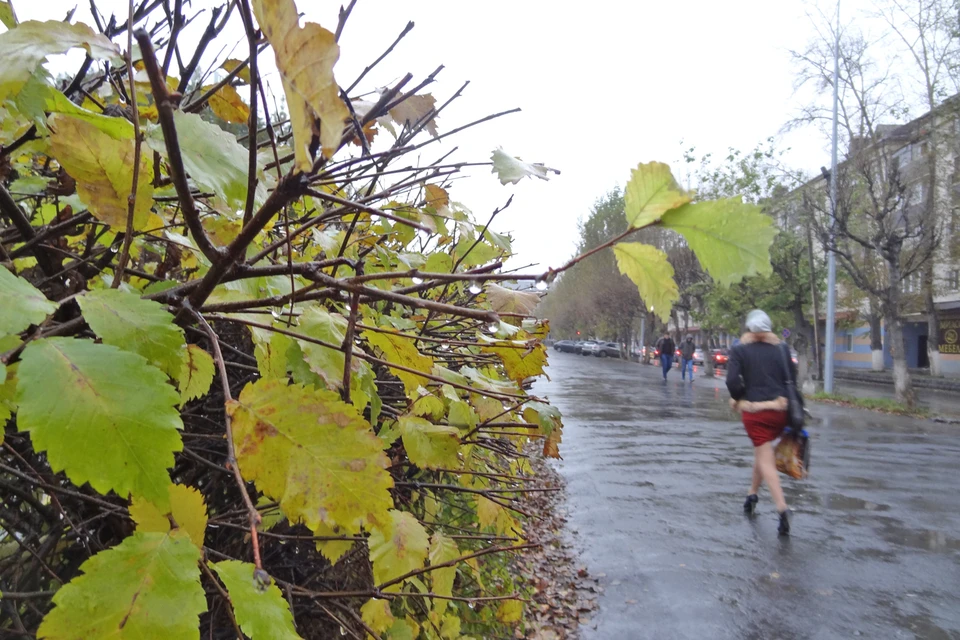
[146,111,251,210]
[49,113,153,230]
[206,83,250,124]
[227,379,393,535]
[428,532,460,612]
[313,520,355,564]
[490,148,558,185]
[16,338,182,508]
[613,242,679,322]
[481,337,547,383]
[362,328,433,394]
[0,20,118,104]
[252,0,348,162]
[624,161,690,228]
[295,306,348,389]
[388,93,439,137]
[0,267,57,336]
[485,283,539,315]
[213,561,302,640]
[78,288,185,379]
[178,344,214,404]
[368,510,429,592]
[661,198,777,286]
[37,531,205,639]
[130,484,208,548]
[398,415,460,470]
[361,598,395,635]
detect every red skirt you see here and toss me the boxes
[742,410,788,447]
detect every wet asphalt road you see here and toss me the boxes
[532,353,960,640]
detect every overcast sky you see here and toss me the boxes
[17,0,878,272]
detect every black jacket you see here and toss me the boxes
[679,340,695,359]
[657,337,675,356]
[726,333,799,407]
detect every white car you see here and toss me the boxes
[580,340,599,355]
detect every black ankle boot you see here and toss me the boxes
[743,494,758,514]
[778,510,790,536]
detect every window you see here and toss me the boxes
[903,272,923,293]
[949,269,960,291]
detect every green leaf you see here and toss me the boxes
[362,328,433,395]
[15,73,133,139]
[226,379,393,535]
[213,561,302,640]
[447,400,478,430]
[424,251,452,273]
[496,599,523,623]
[295,306,348,389]
[612,242,679,321]
[0,20,119,104]
[78,288,185,379]
[0,2,17,29]
[146,111,253,211]
[369,510,429,591]
[254,330,292,380]
[0,362,16,435]
[0,266,57,336]
[37,531,205,639]
[428,532,460,611]
[623,161,690,228]
[398,415,460,470]
[16,338,183,508]
[49,113,153,230]
[662,198,777,286]
[490,148,558,185]
[178,344,214,404]
[130,484,208,549]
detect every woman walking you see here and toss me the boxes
[726,310,796,536]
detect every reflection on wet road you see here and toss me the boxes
[532,353,960,640]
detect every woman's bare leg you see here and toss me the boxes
[749,460,762,496]
[754,443,787,512]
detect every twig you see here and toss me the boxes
[376,543,537,591]
[341,291,360,401]
[191,310,263,570]
[345,21,414,95]
[334,0,357,41]
[0,185,58,276]
[113,0,145,288]
[236,0,259,228]
[134,30,222,264]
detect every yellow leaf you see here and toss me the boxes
[389,93,439,137]
[624,161,690,228]
[368,510,429,592]
[314,520,355,564]
[252,0,349,164]
[398,415,460,470]
[481,337,547,383]
[227,379,394,535]
[129,484,208,548]
[613,242,679,322]
[362,328,433,395]
[428,533,459,613]
[206,83,250,124]
[360,598,395,636]
[221,58,252,84]
[178,344,214,405]
[485,283,540,315]
[496,599,523,623]
[48,113,153,230]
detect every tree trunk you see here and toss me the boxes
[702,329,715,378]
[885,311,917,407]
[924,263,941,376]
[868,297,884,372]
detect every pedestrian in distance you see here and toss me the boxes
[679,335,695,382]
[726,309,797,536]
[655,332,675,381]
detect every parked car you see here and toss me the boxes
[712,348,730,368]
[593,342,622,358]
[579,340,599,355]
[693,348,704,365]
[554,340,577,353]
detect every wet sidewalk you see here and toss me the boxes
[533,353,960,640]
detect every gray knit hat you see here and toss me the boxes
[745,309,772,333]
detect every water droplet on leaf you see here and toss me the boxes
[535,280,547,290]
[469,284,482,294]
[412,276,424,284]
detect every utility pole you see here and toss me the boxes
[806,222,822,378]
[824,0,840,393]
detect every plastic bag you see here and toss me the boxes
[775,428,810,479]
